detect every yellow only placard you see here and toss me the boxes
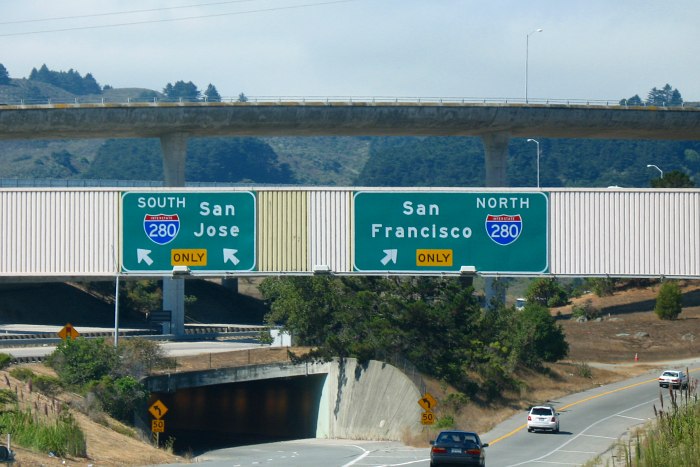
[171,249,207,266]
[416,249,453,267]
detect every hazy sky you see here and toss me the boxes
[1,0,698,101]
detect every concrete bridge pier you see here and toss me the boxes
[160,133,188,336]
[160,133,188,187]
[481,132,510,308]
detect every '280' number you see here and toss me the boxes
[488,223,521,239]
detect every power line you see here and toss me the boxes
[0,0,360,37]
[0,0,264,25]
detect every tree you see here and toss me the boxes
[619,94,642,106]
[654,281,682,320]
[204,84,221,102]
[647,84,683,107]
[650,170,694,188]
[0,64,9,85]
[46,337,117,387]
[524,278,569,307]
[27,64,101,94]
[163,80,200,100]
[116,338,176,379]
[510,304,568,368]
[122,280,163,315]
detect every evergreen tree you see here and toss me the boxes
[524,278,569,307]
[27,64,101,94]
[650,169,694,188]
[654,281,682,320]
[29,64,52,83]
[619,94,642,106]
[0,63,9,85]
[647,84,683,106]
[204,84,221,102]
[163,80,200,100]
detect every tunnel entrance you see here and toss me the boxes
[150,373,327,455]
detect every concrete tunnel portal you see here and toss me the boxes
[151,374,328,453]
[141,358,424,453]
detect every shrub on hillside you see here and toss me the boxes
[0,410,86,457]
[0,353,11,370]
[116,338,176,379]
[655,281,683,320]
[87,376,148,424]
[525,278,569,308]
[9,368,63,397]
[46,337,117,387]
[571,300,600,320]
[584,278,616,297]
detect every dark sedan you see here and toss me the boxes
[429,430,488,466]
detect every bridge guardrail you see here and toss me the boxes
[0,326,268,348]
[0,95,696,109]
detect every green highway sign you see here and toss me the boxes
[122,191,256,273]
[353,191,548,273]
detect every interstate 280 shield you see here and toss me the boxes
[485,214,522,246]
[143,214,180,245]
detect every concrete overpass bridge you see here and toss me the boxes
[1,99,699,187]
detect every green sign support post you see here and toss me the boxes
[353,191,548,274]
[122,191,256,274]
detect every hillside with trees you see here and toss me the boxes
[0,63,697,188]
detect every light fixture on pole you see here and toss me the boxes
[646,164,663,178]
[527,138,541,188]
[525,28,543,103]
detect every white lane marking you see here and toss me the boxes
[506,398,657,466]
[579,434,618,440]
[530,461,581,465]
[341,445,371,467]
[616,414,647,421]
[557,449,598,454]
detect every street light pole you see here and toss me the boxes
[525,28,543,103]
[527,138,541,188]
[647,164,663,178]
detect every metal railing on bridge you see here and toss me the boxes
[0,95,697,109]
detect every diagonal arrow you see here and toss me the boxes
[137,249,153,266]
[380,249,397,266]
[223,248,240,265]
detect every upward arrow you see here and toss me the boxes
[381,249,398,266]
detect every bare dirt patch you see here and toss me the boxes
[557,281,700,364]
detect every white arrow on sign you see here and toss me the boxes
[223,248,240,265]
[380,249,398,266]
[137,249,153,266]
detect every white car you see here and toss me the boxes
[658,370,689,389]
[527,405,560,433]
